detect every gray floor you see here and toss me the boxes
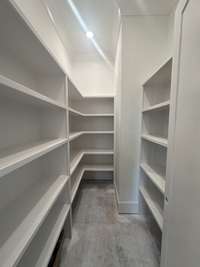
[61,182,160,267]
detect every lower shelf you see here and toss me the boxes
[71,168,85,202]
[18,204,70,267]
[140,163,165,195]
[71,165,114,202]
[0,175,69,267]
[70,150,114,175]
[140,186,163,231]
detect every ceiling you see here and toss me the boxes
[117,0,179,15]
[44,0,178,65]
[44,0,120,64]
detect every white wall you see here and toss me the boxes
[71,55,114,97]
[114,26,122,200]
[115,14,174,213]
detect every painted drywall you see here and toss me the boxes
[114,15,174,213]
[71,55,114,97]
[114,26,122,201]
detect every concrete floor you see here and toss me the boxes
[61,182,160,267]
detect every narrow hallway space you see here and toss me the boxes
[61,183,160,267]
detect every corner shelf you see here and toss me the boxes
[0,175,69,267]
[70,149,114,175]
[142,134,168,148]
[0,138,68,178]
[71,164,114,203]
[140,163,165,195]
[140,186,163,230]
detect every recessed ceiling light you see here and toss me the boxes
[86,31,94,39]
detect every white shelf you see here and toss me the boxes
[83,149,114,155]
[83,165,114,172]
[140,163,165,194]
[143,101,170,113]
[70,150,114,175]
[71,168,85,202]
[69,132,83,142]
[0,175,69,267]
[140,186,163,230]
[143,57,172,86]
[68,107,83,116]
[69,131,114,142]
[34,204,70,267]
[0,139,67,178]
[71,164,113,201]
[70,152,83,175]
[20,204,70,267]
[68,107,114,117]
[0,75,66,110]
[83,131,114,134]
[142,134,168,147]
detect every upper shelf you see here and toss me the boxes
[68,107,114,117]
[0,75,66,110]
[142,134,168,148]
[143,57,173,87]
[0,138,67,178]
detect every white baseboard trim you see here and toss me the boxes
[114,183,139,214]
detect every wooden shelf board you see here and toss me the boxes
[140,186,163,230]
[0,74,66,110]
[142,134,168,147]
[0,175,69,267]
[140,163,165,194]
[143,101,170,113]
[0,138,68,178]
